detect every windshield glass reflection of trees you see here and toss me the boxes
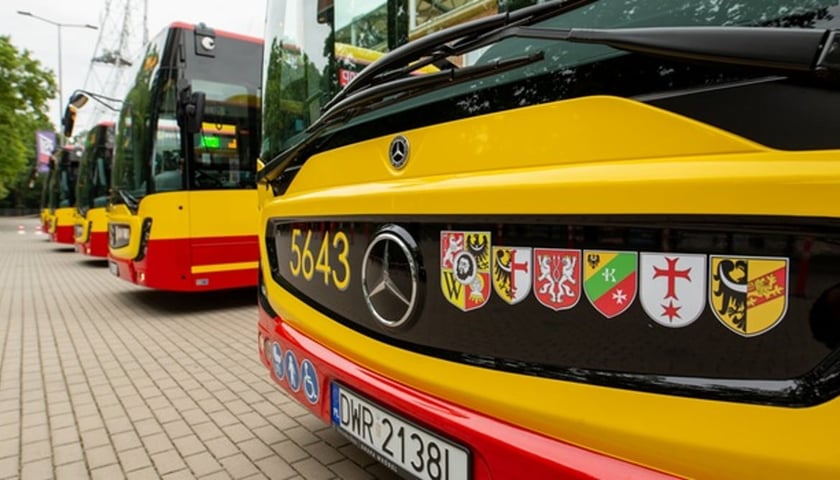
[111,31,164,203]
[344,0,840,128]
[261,0,840,161]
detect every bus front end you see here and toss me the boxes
[74,207,109,257]
[108,23,262,292]
[108,190,259,291]
[257,1,840,479]
[51,207,76,244]
[74,122,114,257]
[39,208,50,234]
[47,144,83,245]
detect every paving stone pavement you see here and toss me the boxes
[0,216,401,480]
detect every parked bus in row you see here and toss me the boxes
[256,0,840,479]
[39,158,54,234]
[73,121,115,257]
[107,22,263,291]
[46,144,83,244]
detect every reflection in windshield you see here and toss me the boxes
[111,30,162,203]
[342,0,840,129]
[112,25,262,204]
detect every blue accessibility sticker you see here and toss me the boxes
[301,359,319,404]
[284,350,300,392]
[330,383,340,424]
[271,343,284,381]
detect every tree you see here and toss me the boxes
[0,36,56,200]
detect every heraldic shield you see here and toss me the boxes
[440,231,491,311]
[492,246,532,305]
[640,253,706,328]
[583,250,637,318]
[710,255,788,337]
[533,248,581,311]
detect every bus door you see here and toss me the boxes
[180,83,260,287]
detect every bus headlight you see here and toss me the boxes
[109,224,131,248]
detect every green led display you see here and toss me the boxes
[200,136,221,149]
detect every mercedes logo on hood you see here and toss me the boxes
[362,225,423,329]
[388,135,409,169]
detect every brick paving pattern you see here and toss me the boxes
[0,216,400,480]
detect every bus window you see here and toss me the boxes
[153,81,183,192]
[191,78,258,190]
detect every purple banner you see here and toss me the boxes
[36,131,56,173]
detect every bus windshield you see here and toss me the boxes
[262,0,840,165]
[112,24,262,206]
[48,146,83,210]
[76,123,114,214]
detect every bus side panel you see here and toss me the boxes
[190,235,258,265]
[186,190,259,289]
[135,237,257,291]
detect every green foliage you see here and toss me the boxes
[0,167,46,210]
[262,38,337,161]
[0,36,56,200]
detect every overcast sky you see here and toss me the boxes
[2,0,266,132]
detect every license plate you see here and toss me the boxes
[109,261,119,276]
[331,383,470,480]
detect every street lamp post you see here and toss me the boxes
[17,11,98,134]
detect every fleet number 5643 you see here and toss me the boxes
[289,228,350,290]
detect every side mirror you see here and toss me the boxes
[69,92,90,109]
[177,80,206,134]
[317,0,334,23]
[62,105,77,137]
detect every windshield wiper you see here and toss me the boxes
[257,52,543,182]
[323,0,594,112]
[490,25,838,74]
[116,189,139,213]
[258,52,541,184]
[320,53,543,129]
[260,0,599,184]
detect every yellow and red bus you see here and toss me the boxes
[107,22,262,291]
[257,1,840,479]
[39,157,55,234]
[73,121,115,257]
[46,144,84,244]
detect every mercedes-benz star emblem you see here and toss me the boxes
[361,226,421,329]
[388,136,409,169]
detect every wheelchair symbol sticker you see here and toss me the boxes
[301,359,319,404]
[271,343,284,381]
